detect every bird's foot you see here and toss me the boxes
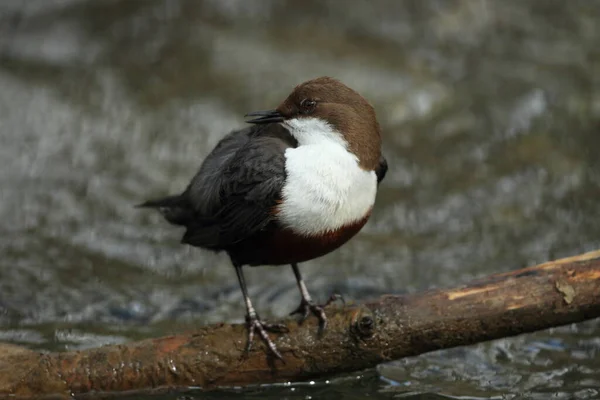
[324,293,345,307]
[244,313,288,360]
[290,299,328,331]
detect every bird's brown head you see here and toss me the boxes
[245,77,382,170]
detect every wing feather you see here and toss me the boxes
[181,125,294,249]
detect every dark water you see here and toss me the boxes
[1,0,599,398]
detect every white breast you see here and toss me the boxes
[278,118,378,236]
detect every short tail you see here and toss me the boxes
[135,195,183,209]
[136,194,193,226]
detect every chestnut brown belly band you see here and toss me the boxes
[228,210,372,266]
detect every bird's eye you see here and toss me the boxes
[300,99,316,112]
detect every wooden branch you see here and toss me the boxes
[1,250,599,399]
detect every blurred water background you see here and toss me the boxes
[0,0,599,398]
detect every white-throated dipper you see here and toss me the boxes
[138,77,387,359]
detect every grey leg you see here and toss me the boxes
[289,263,328,331]
[234,263,287,360]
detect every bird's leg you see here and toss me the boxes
[234,263,287,360]
[289,263,328,331]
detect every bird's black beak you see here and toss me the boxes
[244,109,284,124]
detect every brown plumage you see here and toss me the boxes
[275,77,382,170]
[228,209,372,267]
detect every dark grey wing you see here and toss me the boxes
[376,154,388,184]
[183,127,252,217]
[181,125,293,249]
[137,127,251,227]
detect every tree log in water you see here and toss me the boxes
[1,250,599,399]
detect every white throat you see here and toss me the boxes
[283,117,349,147]
[278,117,377,236]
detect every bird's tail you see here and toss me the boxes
[136,195,182,209]
[136,194,193,226]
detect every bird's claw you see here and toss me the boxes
[244,314,288,360]
[290,299,328,331]
[324,293,345,307]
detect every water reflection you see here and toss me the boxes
[0,0,599,398]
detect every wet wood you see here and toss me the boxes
[1,250,599,399]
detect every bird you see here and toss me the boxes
[138,77,387,360]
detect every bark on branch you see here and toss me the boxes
[1,250,600,399]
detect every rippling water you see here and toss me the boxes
[1,0,599,398]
